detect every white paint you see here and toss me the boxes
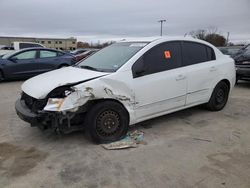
[22,66,108,99]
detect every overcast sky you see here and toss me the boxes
[0,0,249,43]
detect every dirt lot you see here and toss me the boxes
[0,81,250,188]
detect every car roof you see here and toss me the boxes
[17,47,64,53]
[120,36,218,49]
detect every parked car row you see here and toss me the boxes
[74,49,99,62]
[218,46,242,57]
[0,47,99,81]
[233,44,250,83]
[0,48,76,81]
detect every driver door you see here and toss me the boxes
[131,41,187,122]
[7,50,39,78]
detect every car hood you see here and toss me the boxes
[22,66,109,99]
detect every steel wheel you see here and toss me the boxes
[86,101,129,143]
[96,110,121,138]
[215,88,226,105]
[206,81,229,111]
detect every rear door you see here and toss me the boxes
[36,50,61,72]
[132,41,187,121]
[181,41,217,105]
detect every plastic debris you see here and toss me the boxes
[101,130,145,150]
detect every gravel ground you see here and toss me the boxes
[0,81,250,188]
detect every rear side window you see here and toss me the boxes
[141,42,182,76]
[182,42,215,66]
[206,46,216,61]
[40,50,57,58]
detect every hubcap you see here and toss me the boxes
[96,110,121,137]
[216,88,225,104]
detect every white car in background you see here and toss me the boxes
[0,41,45,56]
[15,37,236,143]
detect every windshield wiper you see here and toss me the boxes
[80,65,99,71]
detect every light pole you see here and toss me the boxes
[158,19,166,36]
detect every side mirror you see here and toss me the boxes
[10,56,18,62]
[132,56,146,78]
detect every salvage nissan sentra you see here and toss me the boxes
[15,37,236,143]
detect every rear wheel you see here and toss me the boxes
[206,81,230,111]
[85,101,129,143]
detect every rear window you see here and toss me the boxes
[40,50,57,58]
[182,42,215,66]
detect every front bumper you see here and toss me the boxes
[15,99,44,126]
[15,98,87,133]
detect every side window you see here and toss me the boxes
[13,50,37,60]
[133,42,182,77]
[40,50,57,58]
[206,46,216,61]
[182,42,215,66]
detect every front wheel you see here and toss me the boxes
[206,81,230,111]
[85,101,129,143]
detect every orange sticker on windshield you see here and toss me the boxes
[164,51,171,59]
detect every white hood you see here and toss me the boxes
[22,67,108,99]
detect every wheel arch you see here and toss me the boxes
[219,79,231,91]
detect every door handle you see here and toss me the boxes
[210,66,217,72]
[176,74,186,81]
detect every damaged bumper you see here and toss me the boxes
[15,98,87,133]
[15,98,62,127]
[15,99,43,125]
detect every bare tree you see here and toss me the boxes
[189,27,226,47]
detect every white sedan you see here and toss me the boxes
[15,37,236,143]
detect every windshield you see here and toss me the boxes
[77,42,148,72]
[2,51,17,59]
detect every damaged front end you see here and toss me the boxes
[15,86,94,134]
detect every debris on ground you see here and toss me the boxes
[101,130,146,150]
[192,137,212,142]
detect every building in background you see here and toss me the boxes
[0,36,77,50]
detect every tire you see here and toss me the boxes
[206,81,230,111]
[0,70,4,81]
[85,101,129,143]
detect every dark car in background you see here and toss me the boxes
[219,46,241,57]
[0,48,76,81]
[70,48,89,55]
[75,49,99,62]
[234,45,250,83]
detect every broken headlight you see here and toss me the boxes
[48,86,75,98]
[44,86,76,111]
